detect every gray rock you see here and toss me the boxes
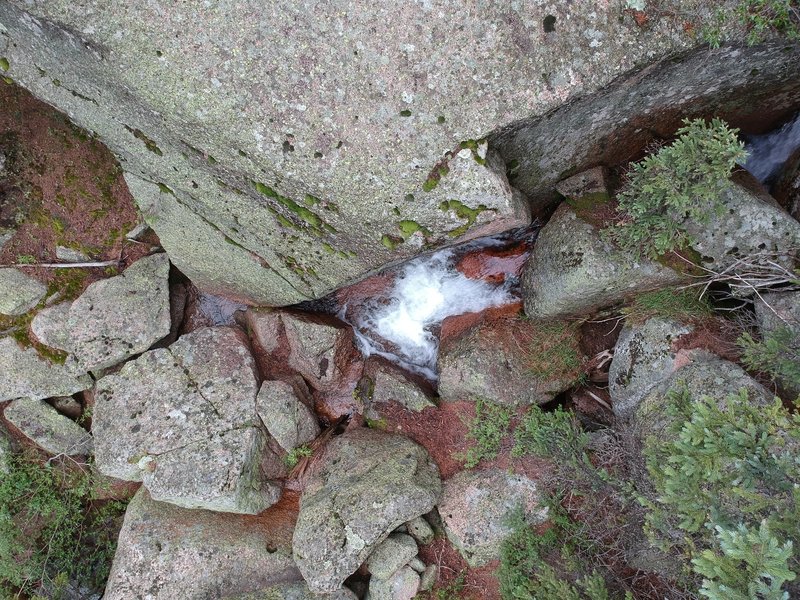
[686,180,800,272]
[635,350,774,441]
[48,395,83,420]
[104,489,301,600]
[407,557,426,573]
[5,1,784,306]
[125,221,152,241]
[369,361,435,413]
[754,291,800,396]
[419,565,437,592]
[93,326,282,514]
[405,516,434,546]
[293,429,441,593]
[0,337,92,402]
[256,380,320,453]
[609,317,694,419]
[55,245,91,263]
[439,468,548,567]
[366,533,418,580]
[522,203,685,319]
[0,268,46,315]
[555,166,610,202]
[282,314,350,391]
[438,316,578,406]
[0,425,11,474]
[31,253,171,371]
[4,397,92,456]
[0,228,14,252]
[128,174,307,306]
[225,583,357,600]
[367,566,420,600]
[495,45,800,210]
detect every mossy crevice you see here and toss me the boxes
[439,199,494,237]
[253,181,338,238]
[124,125,163,156]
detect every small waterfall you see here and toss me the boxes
[742,112,800,184]
[342,230,532,381]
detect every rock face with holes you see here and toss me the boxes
[439,468,548,567]
[93,326,283,514]
[634,350,774,440]
[6,2,795,305]
[609,317,694,419]
[31,253,171,372]
[685,179,800,272]
[292,428,441,593]
[0,337,92,402]
[104,489,301,600]
[522,203,685,319]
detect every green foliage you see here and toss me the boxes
[693,521,795,600]
[283,445,313,468]
[738,325,800,393]
[703,0,800,47]
[512,405,589,465]
[737,0,800,45]
[458,398,513,468]
[643,386,800,597]
[605,118,746,259]
[0,453,127,597]
[15,254,36,264]
[525,322,584,384]
[427,572,465,599]
[622,288,712,323]
[498,504,631,600]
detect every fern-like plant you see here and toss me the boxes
[605,118,746,259]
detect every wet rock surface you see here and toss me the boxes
[93,326,282,514]
[3,396,92,456]
[31,253,171,372]
[104,489,301,600]
[292,428,441,593]
[365,359,436,413]
[0,267,46,316]
[0,337,92,402]
[609,317,694,419]
[495,43,800,211]
[438,468,548,567]
[522,203,685,319]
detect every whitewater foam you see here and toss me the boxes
[346,242,519,381]
[742,111,800,183]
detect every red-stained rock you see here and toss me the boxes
[454,238,530,284]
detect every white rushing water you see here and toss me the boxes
[344,237,522,381]
[742,111,800,183]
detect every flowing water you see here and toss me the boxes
[742,111,800,184]
[340,229,534,381]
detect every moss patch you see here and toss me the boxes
[123,125,163,156]
[439,199,493,237]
